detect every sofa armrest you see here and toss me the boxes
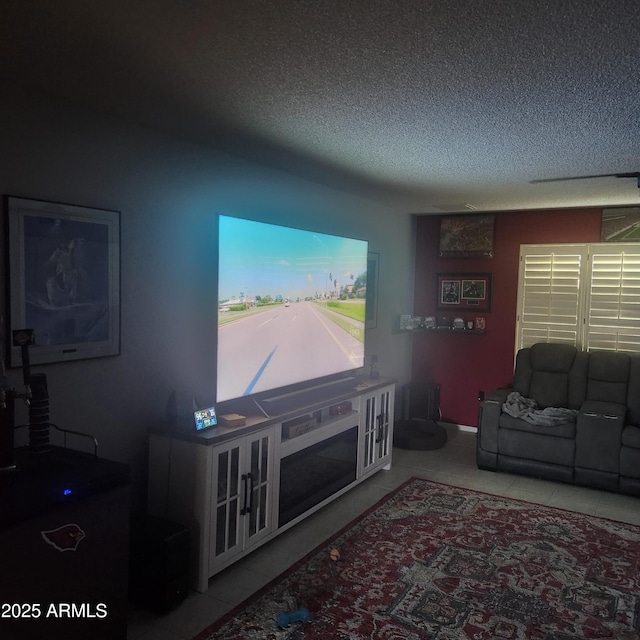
[576,400,626,474]
[486,388,511,404]
[579,400,626,420]
[477,388,510,454]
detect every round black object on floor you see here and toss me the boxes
[393,419,448,450]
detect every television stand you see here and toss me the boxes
[147,377,395,592]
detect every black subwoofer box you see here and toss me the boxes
[401,381,441,421]
[129,514,190,613]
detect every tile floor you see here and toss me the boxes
[127,425,640,639]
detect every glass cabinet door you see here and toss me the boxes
[209,427,275,572]
[362,393,378,471]
[377,389,391,461]
[212,441,242,561]
[246,432,273,542]
[361,386,393,474]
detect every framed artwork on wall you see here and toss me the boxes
[438,214,495,258]
[601,207,640,241]
[437,272,492,312]
[5,196,121,367]
[365,251,379,329]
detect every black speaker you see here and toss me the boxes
[129,515,190,613]
[401,381,440,421]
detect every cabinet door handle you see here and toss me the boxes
[247,472,254,515]
[241,474,249,515]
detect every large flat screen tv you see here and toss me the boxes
[217,215,369,404]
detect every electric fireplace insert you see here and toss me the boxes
[278,425,358,527]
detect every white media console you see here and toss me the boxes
[147,378,395,592]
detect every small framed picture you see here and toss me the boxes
[399,314,413,330]
[437,273,492,311]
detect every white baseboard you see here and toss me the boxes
[458,424,477,433]
[438,421,477,433]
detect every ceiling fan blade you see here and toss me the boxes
[530,172,640,184]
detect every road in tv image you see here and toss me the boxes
[217,300,364,402]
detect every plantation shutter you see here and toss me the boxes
[516,246,585,350]
[586,247,640,353]
[516,243,640,355]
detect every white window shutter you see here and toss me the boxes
[516,246,585,351]
[516,242,640,355]
[586,246,640,353]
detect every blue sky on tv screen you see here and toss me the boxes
[219,216,368,302]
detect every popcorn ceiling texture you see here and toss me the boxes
[1,0,639,212]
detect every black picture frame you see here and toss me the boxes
[438,214,495,258]
[601,207,640,241]
[437,272,492,311]
[365,251,379,329]
[5,196,121,366]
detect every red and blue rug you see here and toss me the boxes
[194,478,640,639]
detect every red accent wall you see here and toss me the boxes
[412,208,602,427]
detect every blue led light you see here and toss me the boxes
[63,488,72,496]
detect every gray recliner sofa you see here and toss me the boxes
[477,342,640,496]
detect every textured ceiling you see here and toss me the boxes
[2,0,640,213]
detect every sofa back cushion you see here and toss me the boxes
[530,342,577,372]
[513,343,586,409]
[512,347,533,395]
[586,350,630,404]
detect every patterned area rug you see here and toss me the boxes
[194,478,640,639]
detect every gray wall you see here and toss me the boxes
[0,90,415,506]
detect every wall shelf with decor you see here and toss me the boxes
[399,327,487,335]
[398,315,486,334]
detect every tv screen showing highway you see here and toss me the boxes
[217,215,368,402]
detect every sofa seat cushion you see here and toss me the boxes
[622,425,640,449]
[498,428,575,467]
[498,413,576,467]
[499,413,576,438]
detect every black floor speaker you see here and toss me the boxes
[129,514,190,613]
[401,381,440,421]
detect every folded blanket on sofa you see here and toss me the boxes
[502,391,579,426]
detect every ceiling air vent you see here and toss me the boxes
[432,203,477,212]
